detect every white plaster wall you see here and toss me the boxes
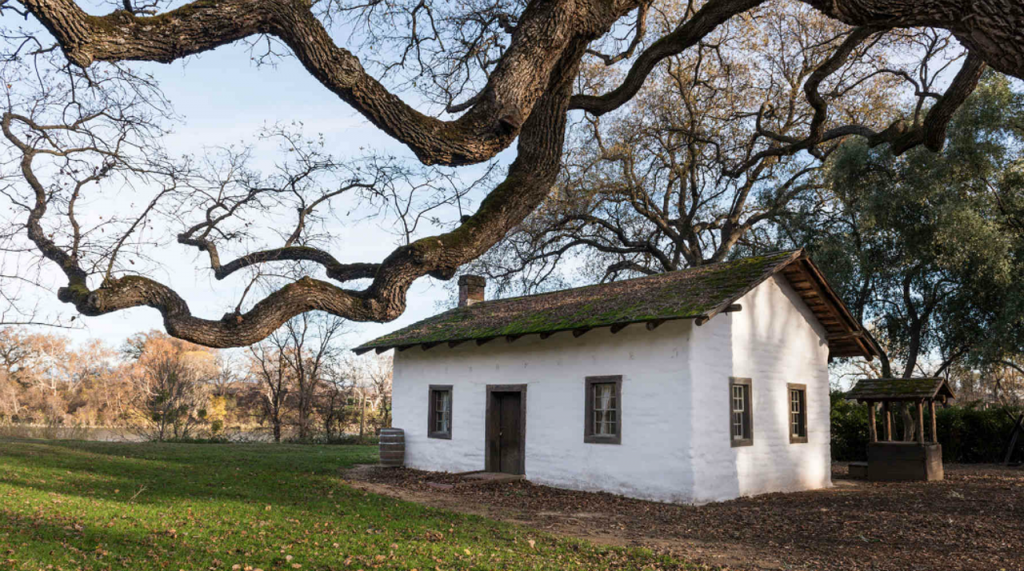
[390,273,832,504]
[688,274,832,503]
[392,320,698,503]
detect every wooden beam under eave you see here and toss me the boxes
[797,259,873,359]
[396,345,414,352]
[352,347,373,356]
[506,334,523,343]
[373,347,391,355]
[421,342,441,351]
[610,323,630,334]
[448,340,467,349]
[646,319,666,331]
[476,337,494,346]
[827,331,864,341]
[572,328,590,338]
[539,331,556,339]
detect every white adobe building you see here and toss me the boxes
[355,250,878,504]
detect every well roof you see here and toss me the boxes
[846,378,957,402]
[354,249,879,358]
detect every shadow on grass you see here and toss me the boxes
[0,439,379,510]
[0,441,680,571]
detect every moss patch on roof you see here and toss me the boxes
[355,250,801,351]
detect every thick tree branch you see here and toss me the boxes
[798,0,1024,80]
[11,37,587,348]
[208,246,379,283]
[18,0,636,166]
[569,0,767,115]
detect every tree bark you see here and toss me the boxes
[18,0,636,166]
[799,0,1024,80]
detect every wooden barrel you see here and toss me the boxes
[378,428,405,467]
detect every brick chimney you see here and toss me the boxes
[458,275,486,307]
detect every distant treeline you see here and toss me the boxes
[0,318,392,443]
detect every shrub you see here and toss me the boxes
[830,390,1023,463]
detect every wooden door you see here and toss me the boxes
[486,386,526,474]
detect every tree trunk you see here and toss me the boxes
[359,391,365,439]
[901,405,917,442]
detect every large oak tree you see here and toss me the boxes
[3,0,1021,347]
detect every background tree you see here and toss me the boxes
[468,6,952,291]
[279,313,348,440]
[248,339,292,443]
[315,363,354,441]
[247,311,349,441]
[361,354,393,431]
[768,72,1024,434]
[123,331,220,440]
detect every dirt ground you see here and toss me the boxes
[341,463,1024,571]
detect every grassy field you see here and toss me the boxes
[0,440,692,571]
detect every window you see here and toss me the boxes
[428,385,453,439]
[585,376,622,444]
[729,377,753,447]
[788,383,807,443]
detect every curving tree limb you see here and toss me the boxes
[798,0,1023,80]
[3,36,587,347]
[18,0,637,166]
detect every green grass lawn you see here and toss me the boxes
[0,440,694,570]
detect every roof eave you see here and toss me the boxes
[784,252,880,360]
[352,311,728,355]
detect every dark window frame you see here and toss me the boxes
[788,383,808,444]
[584,375,622,444]
[729,377,753,447]
[427,384,453,439]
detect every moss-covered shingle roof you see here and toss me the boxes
[356,250,815,353]
[846,378,956,402]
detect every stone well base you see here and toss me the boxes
[867,442,943,482]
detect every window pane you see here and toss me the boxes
[731,384,748,440]
[594,384,613,410]
[789,389,805,438]
[591,382,618,437]
[431,389,452,434]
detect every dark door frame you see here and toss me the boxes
[485,384,527,475]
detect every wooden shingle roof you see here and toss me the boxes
[354,249,880,359]
[846,378,956,402]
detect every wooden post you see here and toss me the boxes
[930,400,938,444]
[867,401,877,443]
[921,401,929,446]
[882,401,892,442]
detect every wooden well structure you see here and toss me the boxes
[846,378,956,482]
